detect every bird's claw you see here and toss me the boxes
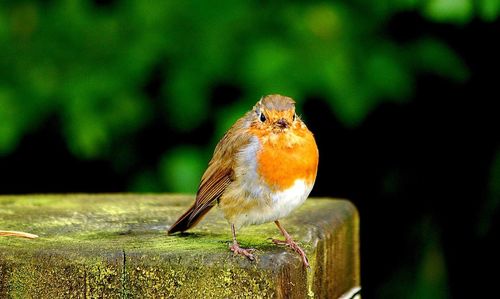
[272,238,310,268]
[230,243,255,261]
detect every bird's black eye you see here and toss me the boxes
[259,113,266,122]
[293,113,296,121]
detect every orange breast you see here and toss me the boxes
[254,128,318,191]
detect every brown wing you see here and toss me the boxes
[187,166,234,223]
[167,165,233,234]
[168,113,251,234]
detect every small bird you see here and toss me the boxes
[168,94,318,267]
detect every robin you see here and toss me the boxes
[168,94,319,267]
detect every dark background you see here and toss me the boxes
[1,1,499,298]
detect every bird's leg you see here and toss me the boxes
[229,224,255,261]
[272,220,309,268]
[0,230,38,239]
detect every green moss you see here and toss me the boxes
[2,254,121,298]
[0,194,359,298]
[124,256,276,298]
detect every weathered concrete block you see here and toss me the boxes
[0,194,360,298]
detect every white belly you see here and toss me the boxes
[233,179,313,227]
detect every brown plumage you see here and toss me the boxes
[167,114,250,234]
[168,94,319,267]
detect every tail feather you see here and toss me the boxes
[168,204,214,234]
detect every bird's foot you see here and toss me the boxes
[272,238,309,268]
[230,243,255,261]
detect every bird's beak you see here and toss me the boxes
[275,118,290,129]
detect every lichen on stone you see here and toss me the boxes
[0,194,359,298]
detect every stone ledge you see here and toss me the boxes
[0,194,360,298]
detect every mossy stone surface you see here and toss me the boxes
[0,194,359,298]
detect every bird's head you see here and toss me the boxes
[251,94,303,134]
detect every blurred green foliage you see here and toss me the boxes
[0,0,488,159]
[1,0,486,186]
[380,217,451,299]
[1,1,499,298]
[478,147,500,237]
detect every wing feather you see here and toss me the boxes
[168,111,255,234]
[188,170,232,222]
[186,114,251,223]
